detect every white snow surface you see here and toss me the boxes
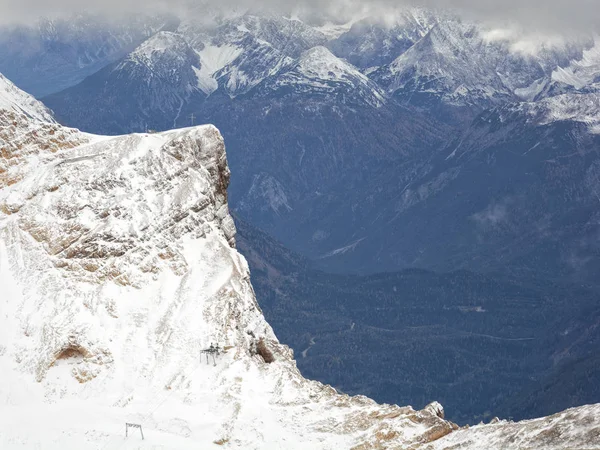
[296,46,367,83]
[0,74,55,123]
[551,37,600,90]
[502,92,600,134]
[427,404,600,450]
[195,44,243,95]
[272,46,386,107]
[0,82,599,447]
[130,31,190,63]
[0,109,456,449]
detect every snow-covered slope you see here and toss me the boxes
[0,106,456,449]
[2,78,600,448]
[256,46,386,107]
[327,9,437,69]
[372,15,591,114]
[0,73,54,122]
[428,404,600,450]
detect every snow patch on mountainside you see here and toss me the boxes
[133,32,184,60]
[238,173,293,216]
[552,38,600,89]
[540,93,600,132]
[502,92,600,133]
[194,44,243,95]
[297,46,365,82]
[313,19,357,40]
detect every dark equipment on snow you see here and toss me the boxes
[201,343,221,366]
[125,423,144,440]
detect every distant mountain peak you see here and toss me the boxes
[126,31,199,70]
[296,45,360,78]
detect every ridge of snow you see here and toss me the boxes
[0,74,55,123]
[269,46,386,107]
[551,37,600,89]
[194,44,243,95]
[130,31,188,60]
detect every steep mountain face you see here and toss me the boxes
[326,10,436,69]
[40,11,600,282]
[1,75,599,449]
[371,17,591,123]
[0,73,54,122]
[0,89,459,449]
[0,14,175,97]
[349,92,600,280]
[45,31,206,134]
[236,217,600,424]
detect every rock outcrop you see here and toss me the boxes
[0,74,598,449]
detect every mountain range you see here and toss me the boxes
[2,71,599,448]
[35,10,600,283]
[1,7,599,429]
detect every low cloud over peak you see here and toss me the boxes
[0,0,599,37]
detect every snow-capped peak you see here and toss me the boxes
[129,31,192,62]
[263,46,386,107]
[551,37,600,90]
[296,45,365,82]
[0,74,55,123]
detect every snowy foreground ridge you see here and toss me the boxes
[0,79,599,449]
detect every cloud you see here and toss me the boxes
[0,0,599,36]
[472,200,510,229]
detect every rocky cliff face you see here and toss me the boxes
[39,11,600,282]
[0,75,598,449]
[0,79,457,449]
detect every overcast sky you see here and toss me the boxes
[0,0,598,35]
